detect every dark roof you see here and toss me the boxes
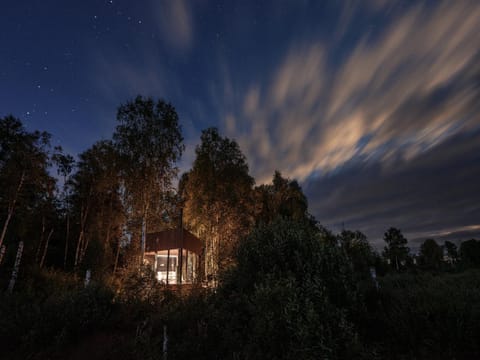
[145,228,202,255]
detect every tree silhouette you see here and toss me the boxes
[113,96,184,262]
[254,171,311,225]
[180,127,254,284]
[0,116,52,250]
[444,240,458,264]
[382,227,410,271]
[418,238,443,271]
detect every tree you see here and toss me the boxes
[113,96,184,262]
[52,146,75,269]
[338,229,377,278]
[213,218,362,359]
[0,116,53,251]
[444,240,458,264]
[459,239,480,269]
[417,238,443,271]
[382,227,410,271]
[70,140,124,272]
[254,171,311,225]
[180,127,254,284]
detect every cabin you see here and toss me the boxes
[144,228,202,285]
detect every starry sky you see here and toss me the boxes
[1,0,479,248]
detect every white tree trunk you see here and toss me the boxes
[63,214,70,269]
[0,245,6,265]
[74,202,90,270]
[40,228,54,268]
[7,241,24,293]
[0,171,25,249]
[35,216,46,263]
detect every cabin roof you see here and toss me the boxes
[145,228,202,255]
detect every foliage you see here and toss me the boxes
[0,116,59,276]
[362,270,480,359]
[0,269,115,359]
[211,218,365,359]
[459,239,480,269]
[254,170,312,225]
[69,140,124,273]
[382,227,410,271]
[180,127,255,283]
[444,240,458,265]
[2,235,480,359]
[417,238,443,271]
[113,95,184,253]
[338,229,377,280]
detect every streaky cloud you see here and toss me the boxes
[221,0,480,184]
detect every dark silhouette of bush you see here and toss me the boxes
[362,270,480,359]
[206,218,369,359]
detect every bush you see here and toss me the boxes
[0,268,115,359]
[208,218,367,359]
[362,270,480,359]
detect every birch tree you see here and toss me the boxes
[0,116,51,249]
[253,171,310,225]
[70,140,124,271]
[52,146,75,269]
[180,128,254,283]
[113,96,184,262]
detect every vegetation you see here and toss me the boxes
[1,101,480,359]
[179,127,254,285]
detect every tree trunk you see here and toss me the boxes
[40,228,54,268]
[103,198,113,270]
[80,233,90,267]
[0,171,25,249]
[7,241,24,293]
[140,199,149,265]
[140,215,146,267]
[166,249,170,285]
[36,216,46,264]
[74,230,84,270]
[113,237,121,275]
[0,245,6,265]
[74,202,89,270]
[104,222,111,271]
[63,213,70,269]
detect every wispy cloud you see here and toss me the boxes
[304,130,480,247]
[222,0,480,183]
[93,50,166,105]
[153,0,194,52]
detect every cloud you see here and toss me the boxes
[222,0,480,184]
[304,130,480,248]
[93,51,166,105]
[153,0,193,52]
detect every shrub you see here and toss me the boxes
[209,218,366,359]
[363,270,480,359]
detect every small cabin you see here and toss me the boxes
[144,228,202,285]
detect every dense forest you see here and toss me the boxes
[1,96,480,359]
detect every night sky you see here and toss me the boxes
[1,0,479,248]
